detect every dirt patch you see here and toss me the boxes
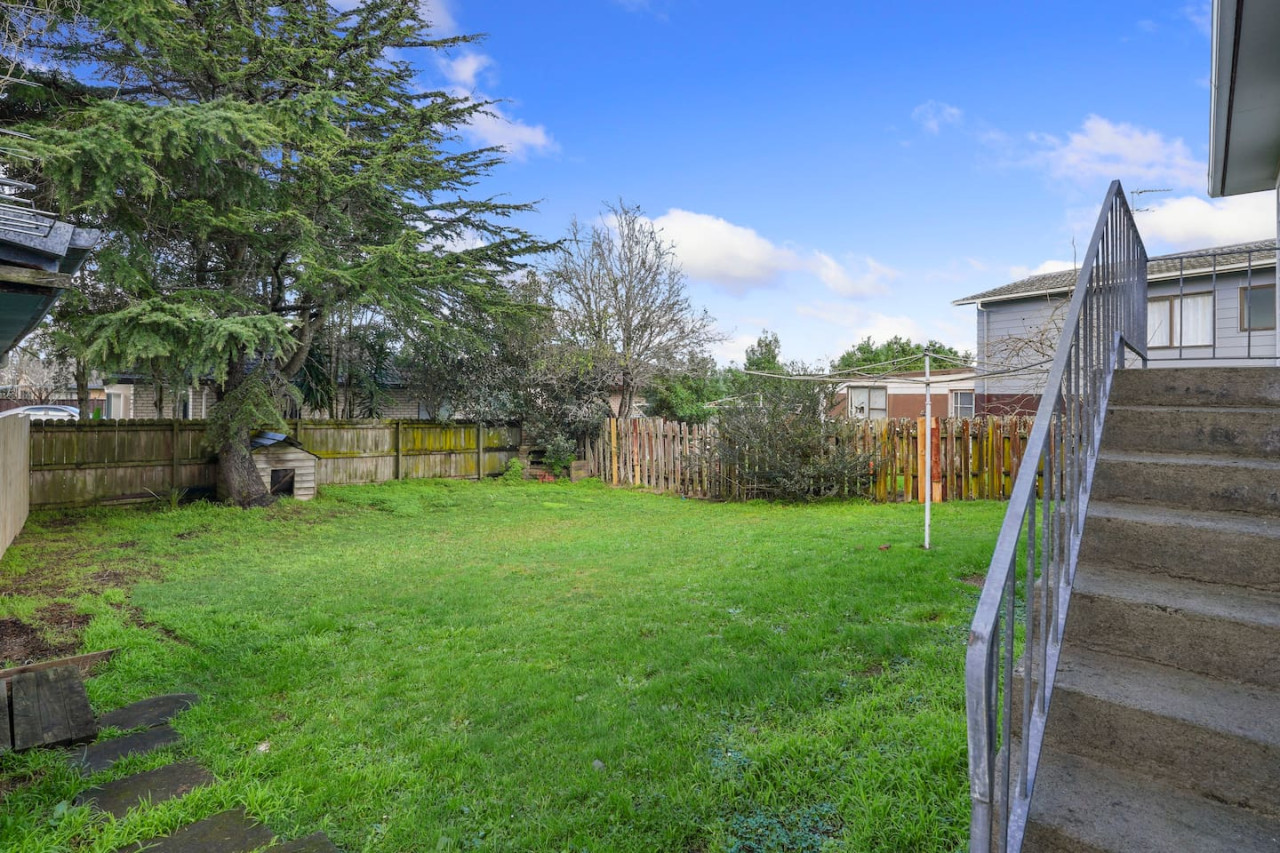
[0,618,71,665]
[959,574,986,587]
[91,568,131,587]
[40,515,83,530]
[115,540,140,550]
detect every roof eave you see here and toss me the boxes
[953,285,1073,307]
[1208,0,1239,198]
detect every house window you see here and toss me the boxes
[846,386,887,419]
[104,392,123,419]
[952,390,975,419]
[1240,285,1276,332]
[1148,293,1213,347]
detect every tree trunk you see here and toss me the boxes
[74,360,90,420]
[217,425,273,507]
[214,360,274,508]
[617,373,634,419]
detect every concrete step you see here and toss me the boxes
[1111,366,1280,409]
[1043,646,1280,814]
[1092,450,1280,516]
[1080,501,1280,591]
[1024,750,1280,853]
[1101,405,1280,458]
[1066,564,1280,688]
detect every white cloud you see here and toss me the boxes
[1031,115,1202,191]
[710,332,763,366]
[795,302,929,343]
[814,254,900,297]
[1008,259,1076,279]
[650,209,894,297]
[912,100,963,134]
[652,209,800,289]
[441,52,493,91]
[1184,2,1211,37]
[438,51,557,160]
[1137,191,1274,251]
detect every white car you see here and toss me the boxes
[0,404,80,421]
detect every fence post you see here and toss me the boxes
[395,419,403,480]
[477,422,484,481]
[171,419,179,492]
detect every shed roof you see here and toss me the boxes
[954,239,1277,306]
[250,431,318,457]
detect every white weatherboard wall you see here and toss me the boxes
[976,295,1063,398]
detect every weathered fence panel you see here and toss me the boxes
[0,415,30,559]
[585,416,1034,502]
[28,419,521,507]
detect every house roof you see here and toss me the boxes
[954,239,1278,306]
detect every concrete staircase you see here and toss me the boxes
[1023,366,1280,852]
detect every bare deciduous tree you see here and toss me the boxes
[544,200,722,420]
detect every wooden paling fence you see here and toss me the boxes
[0,415,30,559]
[585,416,1035,502]
[27,419,521,508]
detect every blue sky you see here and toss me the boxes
[419,1,1270,366]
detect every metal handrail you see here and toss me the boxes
[965,180,1147,853]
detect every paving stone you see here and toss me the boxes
[99,694,198,731]
[272,831,342,852]
[127,807,274,852]
[71,725,181,775]
[77,761,214,818]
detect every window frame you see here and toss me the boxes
[844,385,887,419]
[1147,291,1215,349]
[1239,284,1277,332]
[951,390,975,419]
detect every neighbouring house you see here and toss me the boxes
[954,239,1278,414]
[102,376,446,421]
[828,368,977,420]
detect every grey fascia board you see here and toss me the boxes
[1209,0,1239,198]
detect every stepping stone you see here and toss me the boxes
[99,694,198,731]
[76,761,214,817]
[272,832,342,852]
[71,725,180,775]
[7,666,97,751]
[128,807,274,852]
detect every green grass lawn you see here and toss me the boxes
[0,479,1002,852]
